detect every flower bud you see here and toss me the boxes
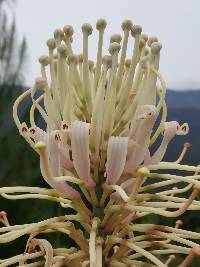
[38,55,50,66]
[121,19,133,31]
[131,25,142,37]
[96,18,107,30]
[108,42,121,55]
[82,23,93,35]
[63,25,74,37]
[110,34,122,44]
[46,38,56,50]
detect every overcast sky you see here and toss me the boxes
[15,0,200,90]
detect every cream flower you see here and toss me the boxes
[0,19,200,267]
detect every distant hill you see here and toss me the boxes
[166,89,200,109]
[164,107,200,166]
[163,90,200,166]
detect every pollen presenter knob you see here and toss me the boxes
[82,23,93,35]
[131,25,142,37]
[151,42,162,54]
[110,34,122,44]
[57,44,68,57]
[96,18,107,30]
[38,55,50,66]
[121,19,133,31]
[46,38,56,50]
[147,36,158,47]
[68,54,78,65]
[63,25,74,36]
[108,42,121,55]
[54,29,64,40]
[35,77,47,88]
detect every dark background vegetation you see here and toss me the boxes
[0,0,200,265]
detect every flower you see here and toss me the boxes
[0,19,200,266]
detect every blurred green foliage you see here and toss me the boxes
[0,0,27,86]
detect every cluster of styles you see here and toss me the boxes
[1,19,200,267]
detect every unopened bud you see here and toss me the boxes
[63,25,74,37]
[109,42,121,55]
[96,18,107,30]
[110,34,122,44]
[122,19,133,31]
[131,25,142,37]
[46,38,56,50]
[38,55,50,66]
[82,23,93,35]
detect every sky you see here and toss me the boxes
[14,0,200,90]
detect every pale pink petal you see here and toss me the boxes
[144,149,151,162]
[177,122,189,135]
[71,120,94,186]
[121,178,136,194]
[29,126,47,143]
[47,130,61,176]
[125,105,158,169]
[106,136,129,184]
[59,123,74,170]
[37,142,80,199]
[29,128,60,175]
[61,120,70,131]
[145,121,189,165]
[111,178,136,199]
[30,125,73,171]
[60,153,74,170]
[0,211,10,226]
[30,127,74,189]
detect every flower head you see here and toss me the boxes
[0,19,200,266]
